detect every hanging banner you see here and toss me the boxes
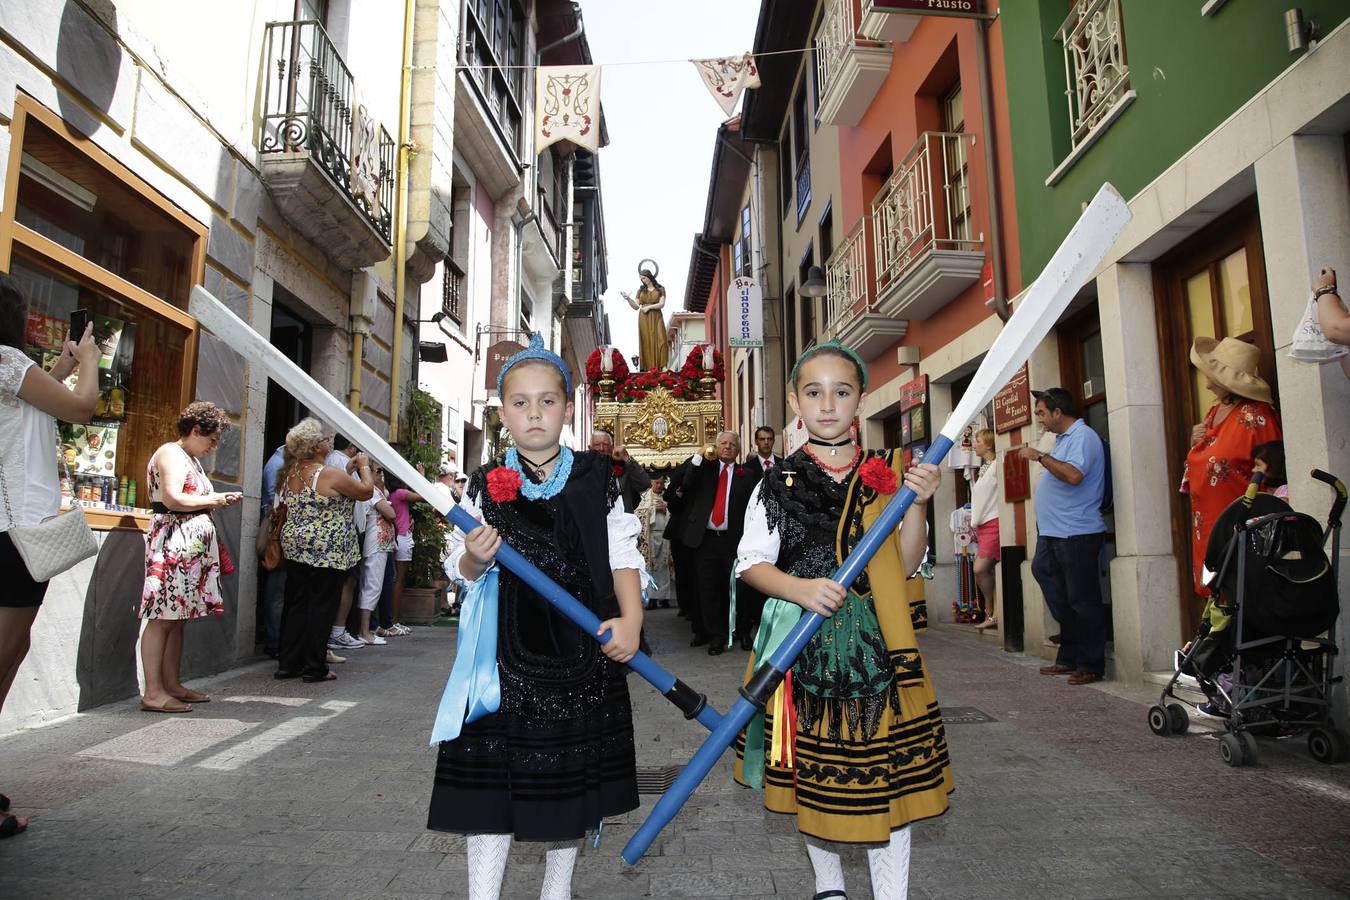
[691,54,761,117]
[727,275,763,348]
[350,93,382,217]
[536,65,601,153]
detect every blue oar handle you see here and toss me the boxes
[445,506,722,731]
[622,435,953,864]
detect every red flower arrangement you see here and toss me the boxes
[858,456,898,495]
[680,345,725,383]
[585,347,630,387]
[617,369,695,402]
[486,466,523,502]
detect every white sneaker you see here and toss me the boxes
[326,649,346,664]
[326,636,347,651]
[338,632,365,649]
[361,634,387,646]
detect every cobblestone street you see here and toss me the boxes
[2,610,1349,899]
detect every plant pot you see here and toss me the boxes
[597,376,617,400]
[401,586,442,625]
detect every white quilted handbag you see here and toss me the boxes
[0,446,98,583]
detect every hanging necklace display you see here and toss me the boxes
[808,436,853,457]
[505,447,573,500]
[804,443,860,474]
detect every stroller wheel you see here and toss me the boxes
[1148,704,1172,736]
[1219,733,1249,767]
[1239,731,1259,765]
[1307,728,1347,765]
[1166,704,1189,735]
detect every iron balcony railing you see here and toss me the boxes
[261,20,395,242]
[795,154,812,225]
[1057,0,1130,149]
[824,217,874,335]
[815,0,885,111]
[871,131,981,297]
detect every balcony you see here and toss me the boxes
[815,0,893,128]
[871,131,984,321]
[823,218,908,361]
[259,20,395,270]
[857,1,922,42]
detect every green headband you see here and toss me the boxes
[790,340,869,392]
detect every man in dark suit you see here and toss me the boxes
[744,425,784,477]
[733,425,782,648]
[681,431,756,655]
[590,430,647,512]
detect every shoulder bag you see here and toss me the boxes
[0,437,98,583]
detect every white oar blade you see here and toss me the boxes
[942,182,1130,441]
[188,286,452,518]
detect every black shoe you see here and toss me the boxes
[739,635,754,651]
[708,645,725,656]
[677,610,688,618]
[1049,633,1062,645]
[689,636,708,648]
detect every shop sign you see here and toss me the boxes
[993,365,1031,434]
[483,340,526,392]
[868,0,986,18]
[1003,450,1030,503]
[727,276,763,348]
[898,374,927,412]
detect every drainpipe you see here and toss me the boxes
[514,211,539,336]
[539,2,584,55]
[349,332,365,411]
[389,0,416,441]
[975,14,1011,322]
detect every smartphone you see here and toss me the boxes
[69,308,89,344]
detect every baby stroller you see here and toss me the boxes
[1150,470,1347,767]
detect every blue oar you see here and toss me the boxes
[445,506,722,730]
[621,182,1131,864]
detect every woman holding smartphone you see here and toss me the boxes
[0,275,100,839]
[139,401,242,713]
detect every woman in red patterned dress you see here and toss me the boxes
[1181,337,1282,596]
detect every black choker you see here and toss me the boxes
[808,436,855,457]
[518,448,561,479]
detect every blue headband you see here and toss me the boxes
[497,332,573,395]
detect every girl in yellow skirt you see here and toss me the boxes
[733,342,952,900]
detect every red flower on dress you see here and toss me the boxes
[612,463,625,478]
[858,456,898,495]
[486,466,522,502]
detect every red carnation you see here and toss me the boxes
[735,466,747,477]
[486,466,522,503]
[858,456,898,495]
[612,463,626,477]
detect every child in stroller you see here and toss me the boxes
[1151,461,1347,767]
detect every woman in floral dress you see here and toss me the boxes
[139,402,241,713]
[1182,337,1282,596]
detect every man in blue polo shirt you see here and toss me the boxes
[1018,387,1107,685]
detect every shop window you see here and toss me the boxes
[1,96,205,531]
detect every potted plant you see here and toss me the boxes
[398,387,450,625]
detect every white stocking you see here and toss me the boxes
[540,841,579,900]
[467,833,512,900]
[866,826,911,900]
[805,838,846,897]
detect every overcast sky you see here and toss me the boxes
[579,0,761,361]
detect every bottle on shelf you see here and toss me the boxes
[109,373,127,420]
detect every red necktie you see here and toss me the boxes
[764,456,772,469]
[711,463,729,528]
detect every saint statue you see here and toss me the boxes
[622,260,669,372]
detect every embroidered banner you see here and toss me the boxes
[691,54,760,117]
[535,65,601,153]
[350,90,382,217]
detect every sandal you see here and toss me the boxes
[140,697,192,714]
[301,671,337,683]
[813,892,847,900]
[172,689,211,703]
[0,813,28,839]
[974,616,998,631]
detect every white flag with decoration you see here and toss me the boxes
[535,65,601,153]
[691,54,760,117]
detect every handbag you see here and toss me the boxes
[261,496,287,571]
[0,442,98,583]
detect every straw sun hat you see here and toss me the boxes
[1190,336,1272,404]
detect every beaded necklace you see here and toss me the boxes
[505,446,573,500]
[804,443,860,474]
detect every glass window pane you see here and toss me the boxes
[1185,270,1217,415]
[1217,248,1253,338]
[10,255,188,511]
[16,119,196,309]
[1081,330,1105,397]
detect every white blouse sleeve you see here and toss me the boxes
[607,501,648,576]
[0,347,34,407]
[444,489,487,586]
[735,480,780,577]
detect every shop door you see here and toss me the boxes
[264,293,313,458]
[1154,201,1275,634]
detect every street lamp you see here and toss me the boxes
[800,265,828,298]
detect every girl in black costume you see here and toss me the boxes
[428,335,645,900]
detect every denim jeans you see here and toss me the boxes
[1032,531,1107,674]
[263,569,286,651]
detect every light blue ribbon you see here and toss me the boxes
[429,565,501,745]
